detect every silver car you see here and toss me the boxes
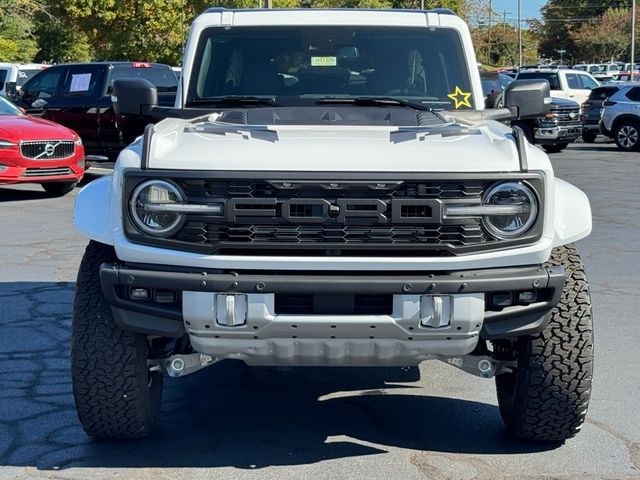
[601,83,640,151]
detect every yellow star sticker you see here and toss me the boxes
[447,86,472,109]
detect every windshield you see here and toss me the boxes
[187,26,473,110]
[517,71,561,90]
[109,65,178,93]
[0,96,21,115]
[17,68,44,87]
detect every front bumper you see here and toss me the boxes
[0,150,85,185]
[100,263,564,365]
[535,124,581,143]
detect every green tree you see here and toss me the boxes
[538,0,623,63]
[571,7,640,63]
[0,0,43,62]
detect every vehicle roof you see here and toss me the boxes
[41,61,170,68]
[518,68,594,75]
[203,7,456,15]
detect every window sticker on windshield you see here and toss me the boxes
[310,56,337,67]
[447,86,472,108]
[69,73,92,92]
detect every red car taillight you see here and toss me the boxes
[603,100,617,107]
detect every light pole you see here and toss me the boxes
[518,0,522,68]
[632,0,637,81]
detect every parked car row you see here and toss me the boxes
[482,66,640,152]
[0,95,85,195]
[0,60,180,196]
[5,61,178,162]
[582,83,640,151]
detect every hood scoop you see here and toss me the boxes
[213,106,444,127]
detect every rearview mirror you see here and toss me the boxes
[503,79,551,119]
[112,78,158,116]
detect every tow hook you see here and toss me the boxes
[440,355,516,378]
[149,353,218,378]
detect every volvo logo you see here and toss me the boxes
[226,198,444,225]
[44,143,56,156]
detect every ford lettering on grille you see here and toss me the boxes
[226,198,443,224]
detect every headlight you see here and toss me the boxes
[482,182,538,239]
[129,180,185,236]
[0,140,17,149]
[74,137,83,146]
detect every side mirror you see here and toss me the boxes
[503,79,551,119]
[5,82,19,101]
[112,78,158,116]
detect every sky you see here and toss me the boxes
[490,0,545,23]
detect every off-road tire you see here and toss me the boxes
[542,143,569,154]
[494,244,593,442]
[614,119,640,151]
[581,131,597,143]
[71,241,163,439]
[41,181,77,196]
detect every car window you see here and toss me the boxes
[516,72,561,90]
[480,78,501,95]
[588,66,600,74]
[62,66,102,97]
[0,69,8,88]
[0,96,21,115]
[109,65,178,93]
[589,87,619,101]
[17,68,45,87]
[579,75,599,90]
[566,73,581,89]
[626,87,640,102]
[187,25,474,110]
[22,67,64,103]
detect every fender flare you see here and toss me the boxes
[74,176,114,245]
[552,178,592,247]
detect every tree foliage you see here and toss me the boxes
[538,0,624,62]
[0,0,43,62]
[571,7,640,63]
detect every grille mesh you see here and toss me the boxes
[22,167,72,177]
[20,141,75,160]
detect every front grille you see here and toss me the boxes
[20,140,75,160]
[124,173,544,257]
[22,167,72,177]
[551,107,581,125]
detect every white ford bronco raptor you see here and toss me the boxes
[72,8,593,442]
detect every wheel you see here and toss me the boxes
[581,131,597,143]
[41,181,77,196]
[614,120,640,151]
[71,241,164,439]
[494,244,593,442]
[493,92,504,109]
[542,143,569,153]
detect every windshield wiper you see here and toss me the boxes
[317,96,433,111]
[187,96,279,107]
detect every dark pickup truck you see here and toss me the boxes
[10,62,177,161]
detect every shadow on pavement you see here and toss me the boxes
[0,281,558,471]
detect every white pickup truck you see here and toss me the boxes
[71,8,594,443]
[517,68,600,105]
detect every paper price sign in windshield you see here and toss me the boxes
[311,56,337,67]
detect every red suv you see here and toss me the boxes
[0,96,85,195]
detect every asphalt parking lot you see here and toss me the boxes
[0,140,639,480]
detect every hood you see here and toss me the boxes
[549,97,580,108]
[147,115,521,173]
[0,115,78,141]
